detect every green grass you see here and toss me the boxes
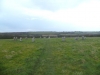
[0,37,100,75]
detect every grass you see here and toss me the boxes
[0,37,100,75]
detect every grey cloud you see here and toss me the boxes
[0,10,75,32]
[0,0,94,32]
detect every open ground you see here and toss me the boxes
[0,37,100,75]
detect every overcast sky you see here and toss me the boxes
[0,0,100,32]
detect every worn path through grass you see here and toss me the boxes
[33,38,100,75]
[0,37,100,75]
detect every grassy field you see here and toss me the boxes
[0,37,100,75]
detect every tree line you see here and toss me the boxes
[0,31,100,39]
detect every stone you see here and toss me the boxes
[20,37,22,41]
[32,37,35,42]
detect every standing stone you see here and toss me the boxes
[48,36,50,39]
[20,37,22,41]
[62,37,65,41]
[82,36,85,40]
[75,37,78,40]
[15,37,18,40]
[25,37,27,39]
[32,37,35,42]
[13,37,16,40]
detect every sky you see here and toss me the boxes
[0,0,100,32]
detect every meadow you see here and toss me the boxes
[0,37,100,75]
